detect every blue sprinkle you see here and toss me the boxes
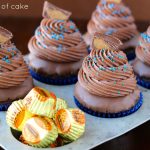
[100,13,106,18]
[121,8,125,13]
[2,57,6,61]
[75,29,79,32]
[59,34,64,39]
[57,44,63,53]
[99,66,105,71]
[12,47,17,51]
[123,64,128,72]
[141,33,150,43]
[109,67,116,71]
[11,52,14,56]
[37,42,41,46]
[36,30,41,36]
[108,3,115,9]
[7,48,11,51]
[105,28,117,35]
[112,10,119,15]
[93,57,97,63]
[123,16,129,19]
[60,25,64,30]
[118,55,124,59]
[96,6,99,10]
[70,25,75,30]
[101,0,106,5]
[5,59,11,64]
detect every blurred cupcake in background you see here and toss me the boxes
[84,0,139,60]
[0,26,33,111]
[28,1,88,85]
[132,26,150,89]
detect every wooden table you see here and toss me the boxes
[0,17,150,150]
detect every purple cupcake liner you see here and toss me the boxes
[74,92,143,118]
[0,102,12,111]
[87,46,135,61]
[30,69,78,85]
[136,76,150,89]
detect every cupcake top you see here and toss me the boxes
[136,26,150,66]
[87,0,138,42]
[28,1,87,63]
[0,26,30,88]
[78,33,137,97]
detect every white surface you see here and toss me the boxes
[0,80,150,150]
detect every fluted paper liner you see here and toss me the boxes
[6,100,33,131]
[22,116,58,148]
[55,98,68,113]
[55,108,85,141]
[23,87,56,118]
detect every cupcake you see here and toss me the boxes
[55,108,85,141]
[74,33,143,118]
[0,26,33,111]
[132,26,150,89]
[22,116,58,148]
[84,0,139,60]
[23,87,56,118]
[6,100,33,131]
[28,1,88,85]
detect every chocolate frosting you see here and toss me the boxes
[86,0,138,45]
[78,35,138,97]
[0,26,33,102]
[28,18,87,63]
[136,26,150,65]
[0,39,31,89]
[133,26,150,78]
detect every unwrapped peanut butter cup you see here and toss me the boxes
[0,26,13,44]
[106,0,122,3]
[92,32,123,50]
[42,1,72,20]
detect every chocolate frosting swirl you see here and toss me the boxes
[28,18,87,63]
[87,0,138,42]
[0,42,30,88]
[78,36,137,97]
[136,26,150,66]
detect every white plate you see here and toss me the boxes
[0,80,150,150]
